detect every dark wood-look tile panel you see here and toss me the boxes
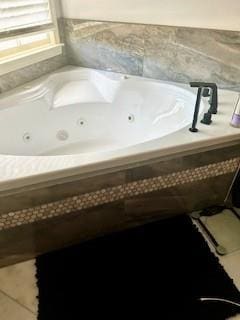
[0,171,126,214]
[126,143,240,182]
[1,142,240,215]
[0,172,235,268]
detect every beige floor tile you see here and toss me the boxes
[0,216,238,320]
[200,209,240,253]
[0,260,38,314]
[194,216,240,320]
[0,291,36,320]
[229,315,240,320]
[193,218,240,291]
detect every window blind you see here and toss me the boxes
[0,0,53,35]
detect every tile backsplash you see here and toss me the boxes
[62,19,240,89]
[1,18,240,94]
[0,55,66,94]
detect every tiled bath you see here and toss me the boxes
[0,142,239,267]
[0,157,238,231]
[0,1,240,318]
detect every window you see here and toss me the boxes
[0,0,62,75]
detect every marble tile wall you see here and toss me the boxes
[1,18,240,94]
[0,55,67,94]
[62,19,240,88]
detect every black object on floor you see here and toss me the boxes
[36,215,240,320]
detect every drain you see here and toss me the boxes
[23,132,31,143]
[77,118,85,126]
[128,114,135,123]
[56,130,69,141]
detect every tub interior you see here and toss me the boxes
[0,69,200,156]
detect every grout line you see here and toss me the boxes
[0,288,37,316]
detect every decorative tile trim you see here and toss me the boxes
[0,157,239,231]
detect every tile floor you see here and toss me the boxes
[193,208,240,320]
[0,260,37,320]
[0,217,238,319]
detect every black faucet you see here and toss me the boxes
[189,86,202,132]
[189,82,218,132]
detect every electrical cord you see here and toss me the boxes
[199,297,240,308]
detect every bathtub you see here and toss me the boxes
[0,66,239,192]
[0,68,201,156]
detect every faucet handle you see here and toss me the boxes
[202,88,211,97]
[201,111,212,125]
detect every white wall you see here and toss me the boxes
[54,0,62,18]
[61,0,240,31]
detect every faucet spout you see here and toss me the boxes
[189,87,203,132]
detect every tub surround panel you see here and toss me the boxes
[124,175,233,217]
[0,142,239,266]
[127,143,240,182]
[62,19,240,87]
[0,143,240,215]
[0,156,238,231]
[0,172,236,268]
[1,19,240,93]
[143,26,240,85]
[63,19,144,75]
[0,171,126,215]
[0,202,127,267]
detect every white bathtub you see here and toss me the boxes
[0,67,239,191]
[0,68,200,156]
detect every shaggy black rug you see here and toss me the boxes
[36,215,240,319]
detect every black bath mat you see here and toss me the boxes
[36,215,240,320]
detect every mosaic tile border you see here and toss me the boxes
[0,157,239,231]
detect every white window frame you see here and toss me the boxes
[0,0,63,76]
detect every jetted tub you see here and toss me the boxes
[0,67,239,191]
[0,68,200,156]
